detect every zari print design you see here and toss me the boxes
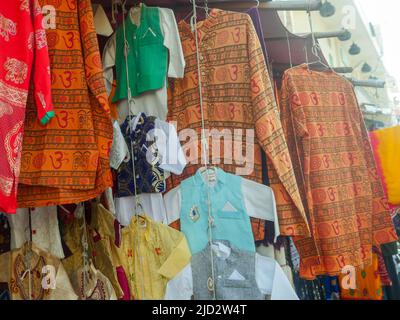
[0,175,13,196]
[0,101,13,118]
[0,13,17,41]
[28,32,34,51]
[20,0,30,12]
[5,121,24,174]
[35,29,47,49]
[4,58,28,85]
[0,79,28,108]
[78,276,107,300]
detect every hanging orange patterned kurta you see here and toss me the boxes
[279,65,397,279]
[167,9,310,241]
[18,0,113,207]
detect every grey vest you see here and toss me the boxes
[191,241,264,300]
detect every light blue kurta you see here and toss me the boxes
[180,168,256,255]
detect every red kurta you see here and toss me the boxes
[0,0,53,213]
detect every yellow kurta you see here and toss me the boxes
[112,215,191,300]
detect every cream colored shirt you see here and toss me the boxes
[8,207,65,259]
[0,243,77,300]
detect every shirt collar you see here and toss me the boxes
[193,167,227,187]
[178,8,221,38]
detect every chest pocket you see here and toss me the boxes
[218,201,243,220]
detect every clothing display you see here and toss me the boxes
[60,203,125,299]
[111,215,191,300]
[70,262,117,300]
[0,0,398,302]
[115,193,168,226]
[8,206,64,259]
[165,241,298,300]
[17,0,113,208]
[0,242,77,300]
[0,0,53,213]
[167,8,309,242]
[164,167,279,255]
[103,4,185,121]
[115,113,186,196]
[279,65,397,279]
[370,126,400,207]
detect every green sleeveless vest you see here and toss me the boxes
[113,5,168,103]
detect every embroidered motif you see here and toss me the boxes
[28,32,34,51]
[14,254,47,300]
[0,13,17,42]
[0,101,13,118]
[5,121,24,175]
[189,205,200,222]
[20,0,30,12]
[4,58,28,85]
[79,276,107,300]
[33,0,42,16]
[35,29,47,50]
[0,175,13,196]
[0,79,28,108]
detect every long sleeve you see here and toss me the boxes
[241,178,280,241]
[164,186,182,225]
[78,0,111,115]
[31,0,54,125]
[159,8,185,79]
[157,228,191,280]
[246,16,309,237]
[349,86,398,246]
[164,264,193,300]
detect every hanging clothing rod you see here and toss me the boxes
[98,0,322,11]
[346,78,386,88]
[266,29,350,41]
[272,64,353,74]
[258,0,322,11]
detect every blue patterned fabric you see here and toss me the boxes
[117,114,165,196]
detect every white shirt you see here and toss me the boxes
[110,113,187,174]
[115,193,167,226]
[165,243,299,300]
[8,207,65,259]
[102,7,185,122]
[164,177,280,241]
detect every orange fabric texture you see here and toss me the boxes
[18,0,113,207]
[279,65,397,279]
[166,9,309,241]
[339,253,383,300]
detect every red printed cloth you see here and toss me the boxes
[0,0,53,213]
